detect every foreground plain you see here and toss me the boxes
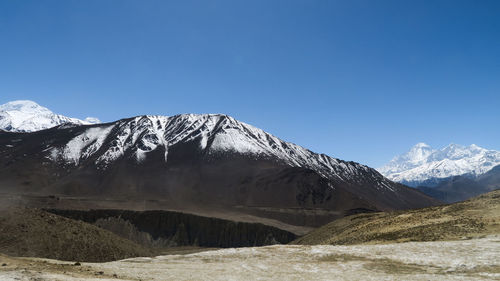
[1,236,499,281]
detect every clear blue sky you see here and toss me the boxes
[1,0,499,167]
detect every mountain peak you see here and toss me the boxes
[0,109,440,230]
[0,100,51,114]
[413,142,431,149]
[0,100,100,132]
[443,143,463,149]
[42,113,393,191]
[378,143,500,186]
[407,143,434,160]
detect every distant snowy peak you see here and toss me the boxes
[378,143,500,186]
[0,100,100,132]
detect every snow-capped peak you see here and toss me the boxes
[405,142,435,163]
[378,143,500,186]
[46,113,395,192]
[0,100,52,114]
[377,143,435,176]
[0,100,100,132]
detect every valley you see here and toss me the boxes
[0,101,498,280]
[2,1,499,279]
[1,189,498,280]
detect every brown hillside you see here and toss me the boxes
[293,189,500,245]
[0,208,152,262]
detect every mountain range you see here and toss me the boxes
[379,142,500,202]
[0,100,438,234]
[0,100,100,132]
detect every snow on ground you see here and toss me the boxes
[0,271,114,281]
[1,236,498,281]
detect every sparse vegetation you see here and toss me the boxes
[293,190,500,245]
[0,208,152,262]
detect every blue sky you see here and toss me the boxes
[1,0,499,167]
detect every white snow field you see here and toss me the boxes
[0,100,100,132]
[378,142,500,185]
[1,236,499,281]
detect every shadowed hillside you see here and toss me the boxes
[46,209,297,248]
[417,165,500,203]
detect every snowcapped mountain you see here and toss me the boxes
[47,114,387,186]
[0,100,100,132]
[0,113,438,230]
[378,143,500,186]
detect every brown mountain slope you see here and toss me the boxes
[0,208,152,262]
[293,189,500,245]
[0,116,439,233]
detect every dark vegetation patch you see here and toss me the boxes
[45,209,297,248]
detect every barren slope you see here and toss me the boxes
[0,208,152,262]
[294,189,500,245]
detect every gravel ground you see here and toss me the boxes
[1,236,499,281]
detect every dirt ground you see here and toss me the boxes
[1,235,499,281]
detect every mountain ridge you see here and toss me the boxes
[0,112,438,231]
[44,113,392,190]
[0,100,100,132]
[416,164,500,202]
[378,142,500,186]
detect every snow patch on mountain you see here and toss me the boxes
[50,125,114,165]
[0,100,100,132]
[378,143,500,186]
